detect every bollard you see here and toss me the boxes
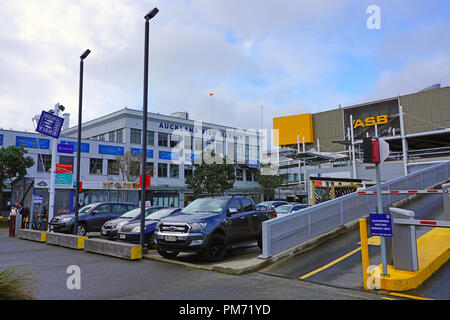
[389,207,418,272]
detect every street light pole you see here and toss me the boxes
[74,49,90,235]
[140,7,159,254]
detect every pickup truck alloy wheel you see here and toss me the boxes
[204,234,227,262]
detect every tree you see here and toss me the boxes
[255,163,288,201]
[0,146,34,207]
[185,154,236,199]
[114,151,141,182]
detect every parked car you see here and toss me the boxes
[49,202,137,236]
[117,207,182,248]
[155,196,277,262]
[255,201,288,210]
[274,203,311,216]
[100,206,168,240]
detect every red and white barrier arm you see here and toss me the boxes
[394,219,450,228]
[357,190,442,195]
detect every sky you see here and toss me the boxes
[0,0,449,135]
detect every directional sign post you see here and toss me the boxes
[36,110,65,139]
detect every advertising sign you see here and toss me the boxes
[344,98,399,139]
[57,144,74,154]
[36,111,65,139]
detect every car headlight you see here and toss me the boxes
[190,222,206,231]
[131,226,140,233]
[115,222,126,230]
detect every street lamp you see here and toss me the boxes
[74,49,90,236]
[140,7,159,254]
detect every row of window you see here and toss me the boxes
[36,155,254,181]
[92,129,260,158]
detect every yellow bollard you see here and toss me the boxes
[359,218,371,290]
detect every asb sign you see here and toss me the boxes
[36,111,65,139]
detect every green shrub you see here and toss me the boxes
[0,266,36,300]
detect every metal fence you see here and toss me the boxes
[260,160,450,258]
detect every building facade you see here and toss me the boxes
[1,108,263,214]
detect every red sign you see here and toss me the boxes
[139,175,151,188]
[56,164,73,174]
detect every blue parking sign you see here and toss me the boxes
[36,111,65,139]
[369,213,393,237]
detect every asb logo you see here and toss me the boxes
[353,115,388,128]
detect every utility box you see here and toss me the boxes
[442,183,450,222]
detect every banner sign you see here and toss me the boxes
[57,144,74,154]
[36,110,65,139]
[369,213,393,237]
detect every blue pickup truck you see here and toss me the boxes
[155,196,276,262]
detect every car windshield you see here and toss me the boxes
[146,208,177,220]
[275,205,291,214]
[120,208,142,218]
[79,204,95,213]
[182,198,229,214]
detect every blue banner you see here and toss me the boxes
[0,134,3,146]
[16,136,50,149]
[36,110,65,139]
[130,148,154,158]
[99,144,124,156]
[159,150,179,161]
[60,141,90,153]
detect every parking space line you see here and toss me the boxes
[388,292,434,300]
[299,247,361,280]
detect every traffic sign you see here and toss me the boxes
[369,213,392,237]
[36,110,65,139]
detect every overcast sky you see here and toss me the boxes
[0,0,449,134]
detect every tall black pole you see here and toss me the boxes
[140,8,158,253]
[140,17,150,253]
[74,49,90,235]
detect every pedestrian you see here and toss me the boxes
[40,206,48,222]
[21,205,30,228]
[8,205,16,221]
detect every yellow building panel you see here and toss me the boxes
[273,114,314,146]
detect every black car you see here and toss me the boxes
[101,206,168,240]
[49,202,137,236]
[118,207,182,248]
[155,196,276,262]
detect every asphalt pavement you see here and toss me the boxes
[0,230,382,300]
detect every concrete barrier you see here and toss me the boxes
[46,232,88,250]
[18,229,48,242]
[84,238,142,260]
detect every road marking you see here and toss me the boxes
[381,297,398,300]
[299,247,361,280]
[388,292,434,300]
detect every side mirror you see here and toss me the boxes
[91,210,99,215]
[227,208,238,215]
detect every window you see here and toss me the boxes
[90,158,103,175]
[158,132,169,147]
[228,199,242,212]
[184,135,193,150]
[194,138,203,151]
[37,154,52,172]
[109,131,116,142]
[130,129,141,144]
[184,165,193,178]
[59,156,74,166]
[111,204,129,213]
[147,131,154,146]
[107,159,119,175]
[116,129,123,143]
[170,134,180,148]
[95,204,110,213]
[169,164,179,178]
[158,163,168,177]
[146,162,154,176]
[236,169,244,181]
[240,198,254,212]
[245,170,253,181]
